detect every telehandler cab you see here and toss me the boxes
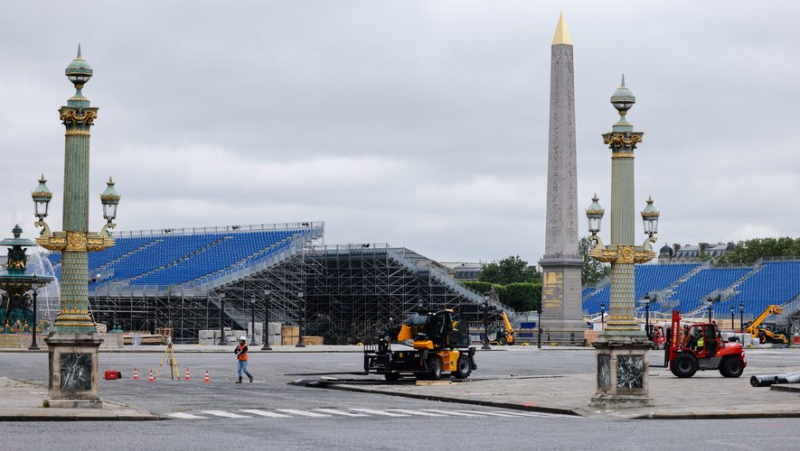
[363,305,476,381]
[666,310,747,378]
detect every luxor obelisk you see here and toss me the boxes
[538,14,585,342]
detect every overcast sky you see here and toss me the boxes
[1,1,798,265]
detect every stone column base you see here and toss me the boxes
[45,332,104,408]
[591,333,652,408]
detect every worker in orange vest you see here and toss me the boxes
[234,336,254,383]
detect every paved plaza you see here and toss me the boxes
[2,345,800,421]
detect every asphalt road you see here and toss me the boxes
[2,347,800,451]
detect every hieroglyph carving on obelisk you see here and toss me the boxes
[538,14,585,340]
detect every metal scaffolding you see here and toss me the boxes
[86,242,488,344]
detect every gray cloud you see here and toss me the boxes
[0,0,798,266]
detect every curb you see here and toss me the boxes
[636,411,800,420]
[298,379,582,417]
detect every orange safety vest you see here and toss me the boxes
[237,343,248,361]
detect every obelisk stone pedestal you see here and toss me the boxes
[45,332,104,408]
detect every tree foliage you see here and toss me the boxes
[717,237,800,266]
[462,281,541,312]
[478,256,540,285]
[580,237,611,286]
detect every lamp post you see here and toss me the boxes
[730,305,735,332]
[249,296,257,346]
[739,301,745,339]
[600,301,605,331]
[481,295,492,350]
[217,289,226,345]
[32,47,120,408]
[261,289,272,350]
[28,275,40,351]
[642,294,651,341]
[707,298,713,323]
[537,297,543,349]
[586,76,659,407]
[296,291,305,348]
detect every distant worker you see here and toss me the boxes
[234,336,254,383]
[696,333,705,353]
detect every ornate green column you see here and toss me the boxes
[34,47,117,408]
[587,77,659,408]
[36,46,114,333]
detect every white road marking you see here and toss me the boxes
[455,410,518,418]
[276,409,332,418]
[350,408,411,417]
[240,409,291,418]
[202,410,252,419]
[423,409,483,417]
[386,409,447,417]
[315,409,370,417]
[168,412,207,419]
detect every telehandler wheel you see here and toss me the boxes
[384,372,401,382]
[499,336,508,346]
[759,333,768,344]
[427,356,442,380]
[454,356,472,379]
[719,357,744,378]
[671,354,698,378]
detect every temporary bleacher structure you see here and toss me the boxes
[582,259,800,326]
[44,223,502,343]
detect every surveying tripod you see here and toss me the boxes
[156,337,180,380]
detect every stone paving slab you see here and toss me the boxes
[315,365,800,420]
[0,377,158,421]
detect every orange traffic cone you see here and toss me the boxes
[203,370,210,383]
[148,369,155,383]
[133,368,139,380]
[185,368,191,381]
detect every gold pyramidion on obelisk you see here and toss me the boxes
[552,12,573,46]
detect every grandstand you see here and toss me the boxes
[44,222,494,343]
[582,260,800,325]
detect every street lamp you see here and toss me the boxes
[29,47,120,408]
[217,289,226,345]
[739,300,745,339]
[587,76,658,407]
[261,289,272,351]
[600,301,605,331]
[100,178,120,238]
[537,296,543,349]
[642,294,651,341]
[730,305,735,332]
[481,295,492,350]
[296,291,305,348]
[707,298,713,323]
[28,275,40,351]
[249,296,257,346]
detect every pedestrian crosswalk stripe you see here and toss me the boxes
[495,411,559,418]
[240,409,291,418]
[423,409,482,417]
[276,409,332,418]
[455,410,517,418]
[168,412,207,419]
[387,409,447,417]
[350,408,411,417]
[315,409,370,417]
[202,410,252,419]
[491,411,540,417]
[167,407,577,420]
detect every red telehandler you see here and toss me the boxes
[665,310,747,378]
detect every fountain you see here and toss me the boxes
[0,225,55,348]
